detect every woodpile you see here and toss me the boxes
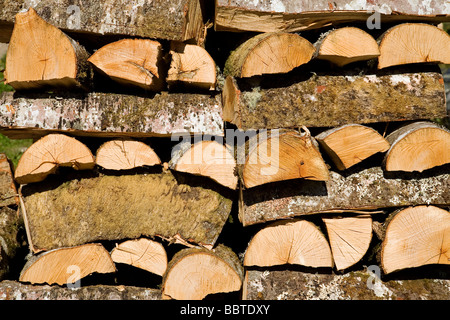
[0,1,449,301]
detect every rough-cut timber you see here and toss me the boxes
[383,121,450,173]
[19,243,116,286]
[0,153,17,207]
[87,39,165,91]
[14,134,95,185]
[0,280,162,300]
[20,171,233,252]
[0,91,223,139]
[381,206,450,274]
[222,66,446,130]
[240,166,450,226]
[0,206,22,281]
[243,269,450,300]
[4,8,91,91]
[224,32,315,78]
[0,0,207,45]
[243,219,333,268]
[316,124,390,171]
[378,23,450,69]
[162,245,243,300]
[215,0,450,34]
[314,27,380,67]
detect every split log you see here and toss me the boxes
[322,215,373,271]
[0,153,18,207]
[243,269,450,300]
[240,129,329,189]
[222,66,446,130]
[111,238,167,276]
[0,280,162,300]
[0,206,23,281]
[243,219,333,268]
[19,243,116,286]
[14,134,95,185]
[316,124,390,171]
[96,140,161,171]
[167,42,216,91]
[214,0,450,34]
[224,32,315,78]
[20,170,233,252]
[162,245,243,300]
[378,23,450,69]
[0,91,223,140]
[314,27,380,67]
[169,140,237,190]
[239,166,450,226]
[383,121,450,173]
[381,206,450,274]
[0,0,207,45]
[4,8,92,91]
[87,39,165,91]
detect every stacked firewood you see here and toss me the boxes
[0,1,449,300]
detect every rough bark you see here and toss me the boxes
[223,66,446,130]
[0,154,17,208]
[215,0,450,33]
[0,280,161,300]
[20,170,233,252]
[240,166,450,226]
[0,0,207,45]
[0,206,22,281]
[0,91,223,140]
[243,269,450,300]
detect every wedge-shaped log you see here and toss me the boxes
[0,153,18,207]
[170,140,237,190]
[0,206,22,281]
[323,215,373,271]
[383,121,450,172]
[162,245,243,300]
[88,39,165,91]
[167,42,216,90]
[241,130,329,189]
[378,23,450,69]
[222,66,446,129]
[4,8,91,91]
[20,171,233,252]
[381,206,450,274]
[19,243,116,286]
[224,33,314,78]
[111,238,167,276]
[14,134,95,185]
[96,140,161,170]
[244,219,333,268]
[316,124,390,171]
[314,27,380,67]
[240,166,450,226]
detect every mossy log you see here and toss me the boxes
[240,166,450,226]
[0,280,162,300]
[243,269,450,300]
[0,0,207,45]
[222,67,446,130]
[0,206,23,281]
[20,171,233,252]
[0,91,223,140]
[0,153,17,207]
[215,0,450,34]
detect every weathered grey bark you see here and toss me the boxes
[0,154,17,208]
[215,0,450,33]
[0,91,223,140]
[0,0,207,45]
[20,171,233,252]
[223,67,447,130]
[240,166,450,226]
[243,269,450,300]
[0,206,22,281]
[0,280,161,300]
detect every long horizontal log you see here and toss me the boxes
[240,166,450,226]
[0,91,223,139]
[0,0,207,45]
[215,0,450,33]
[223,66,447,130]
